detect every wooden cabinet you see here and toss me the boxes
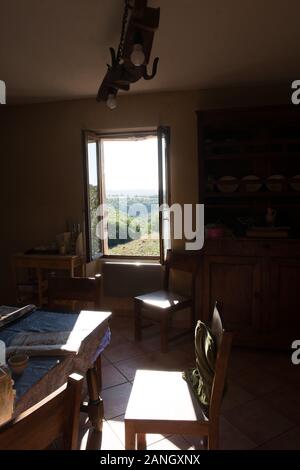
[203,255,262,333]
[268,257,300,331]
[200,240,300,348]
[197,106,300,349]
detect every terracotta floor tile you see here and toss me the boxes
[257,426,300,450]
[107,414,172,447]
[148,435,193,450]
[221,381,255,412]
[115,349,194,382]
[234,364,282,397]
[219,416,257,450]
[227,348,263,379]
[183,417,256,450]
[260,385,300,425]
[104,340,148,363]
[113,355,154,381]
[101,382,132,420]
[102,364,128,390]
[223,398,294,445]
[79,421,124,450]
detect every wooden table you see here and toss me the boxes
[0,308,111,434]
[12,253,86,306]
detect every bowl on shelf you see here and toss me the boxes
[8,354,29,375]
[290,175,300,191]
[216,176,239,192]
[266,175,286,192]
[241,175,262,192]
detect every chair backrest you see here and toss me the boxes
[0,373,83,450]
[208,303,233,422]
[48,275,102,310]
[164,249,200,294]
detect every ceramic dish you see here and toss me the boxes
[241,175,262,192]
[290,175,300,191]
[217,176,239,192]
[266,175,285,192]
[8,354,29,375]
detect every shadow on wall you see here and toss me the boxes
[101,261,163,298]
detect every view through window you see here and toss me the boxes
[85,130,169,259]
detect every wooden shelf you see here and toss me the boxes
[204,152,300,161]
[204,191,300,199]
[206,203,300,209]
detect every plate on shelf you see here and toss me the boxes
[266,175,285,192]
[241,175,262,192]
[290,175,300,191]
[216,176,239,193]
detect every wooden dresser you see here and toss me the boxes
[197,106,300,349]
[199,238,300,348]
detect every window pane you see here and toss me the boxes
[102,137,160,257]
[87,142,101,258]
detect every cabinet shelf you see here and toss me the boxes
[204,191,300,199]
[204,152,300,161]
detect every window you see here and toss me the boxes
[83,128,170,262]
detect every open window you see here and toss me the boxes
[83,128,170,263]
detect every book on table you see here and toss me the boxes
[0,304,36,328]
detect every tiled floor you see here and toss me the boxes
[81,316,300,450]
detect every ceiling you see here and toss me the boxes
[1,0,300,104]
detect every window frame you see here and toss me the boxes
[83,128,170,263]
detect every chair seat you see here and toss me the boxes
[135,290,190,310]
[125,370,208,423]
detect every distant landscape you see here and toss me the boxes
[89,186,160,257]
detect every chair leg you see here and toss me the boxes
[95,354,102,391]
[86,366,104,433]
[201,436,208,450]
[134,299,142,341]
[160,316,168,353]
[125,421,136,450]
[137,433,147,450]
[208,429,218,450]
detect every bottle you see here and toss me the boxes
[69,224,77,254]
[0,366,15,425]
[0,340,5,366]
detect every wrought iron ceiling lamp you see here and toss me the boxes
[97,0,160,109]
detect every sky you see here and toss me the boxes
[88,137,159,195]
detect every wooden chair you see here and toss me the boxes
[0,373,83,450]
[47,274,104,432]
[134,250,200,352]
[47,274,102,311]
[124,304,233,450]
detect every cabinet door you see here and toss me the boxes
[203,256,262,338]
[268,258,300,346]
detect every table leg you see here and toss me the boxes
[125,421,136,450]
[137,433,146,450]
[70,260,75,278]
[86,365,103,432]
[134,299,142,341]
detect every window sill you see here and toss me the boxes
[100,258,161,266]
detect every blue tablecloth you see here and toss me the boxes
[0,309,111,402]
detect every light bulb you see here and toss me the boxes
[107,94,117,110]
[130,44,145,66]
